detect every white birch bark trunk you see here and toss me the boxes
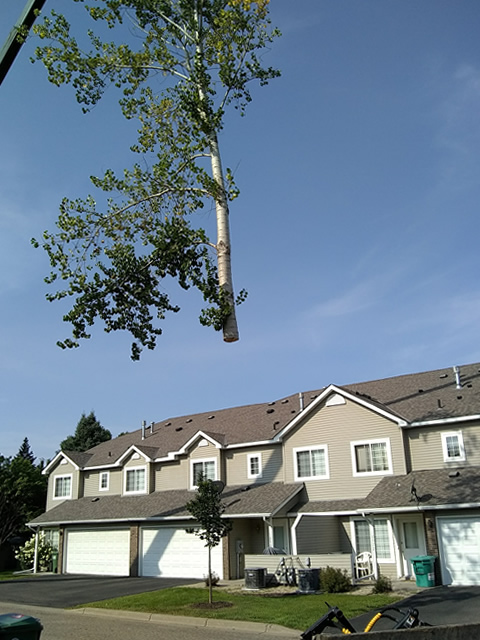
[193,1,239,342]
[209,134,239,342]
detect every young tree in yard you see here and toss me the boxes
[185,477,231,604]
[31,0,280,359]
[60,411,111,452]
[0,451,47,548]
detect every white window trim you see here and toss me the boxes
[99,471,110,492]
[351,438,393,477]
[190,458,217,489]
[350,517,395,563]
[124,465,147,495]
[293,445,330,481]
[53,474,72,500]
[441,431,466,462]
[247,453,262,479]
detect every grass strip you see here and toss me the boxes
[78,587,400,630]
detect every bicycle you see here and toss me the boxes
[301,602,432,637]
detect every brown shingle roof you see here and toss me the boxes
[297,467,480,515]
[29,482,303,526]
[70,362,480,470]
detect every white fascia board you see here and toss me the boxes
[152,430,224,463]
[116,445,154,465]
[289,510,360,518]
[42,452,81,475]
[177,430,224,454]
[273,385,406,442]
[78,463,122,471]
[227,513,272,519]
[356,502,480,514]
[226,440,280,450]
[406,414,480,428]
[153,440,279,463]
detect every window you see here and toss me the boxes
[353,518,393,562]
[54,475,72,499]
[441,431,465,462]
[99,471,109,491]
[351,439,392,476]
[124,467,146,494]
[247,454,262,479]
[294,446,329,481]
[191,459,217,488]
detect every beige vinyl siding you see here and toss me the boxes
[190,439,219,458]
[296,515,340,554]
[47,460,80,511]
[83,469,122,496]
[226,445,283,486]
[283,396,406,500]
[155,458,189,491]
[124,453,148,468]
[408,422,480,470]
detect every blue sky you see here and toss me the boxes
[1,0,479,462]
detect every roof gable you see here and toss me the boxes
[273,384,405,442]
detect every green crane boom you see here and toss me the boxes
[0,0,47,86]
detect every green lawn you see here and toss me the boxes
[79,587,401,631]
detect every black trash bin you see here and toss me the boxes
[298,568,320,593]
[244,567,267,590]
[0,614,43,640]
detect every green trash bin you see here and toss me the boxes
[411,555,436,587]
[0,614,43,640]
[51,550,58,573]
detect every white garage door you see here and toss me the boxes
[65,528,130,576]
[438,517,480,586]
[140,527,223,579]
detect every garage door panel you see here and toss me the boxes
[65,529,130,576]
[141,527,223,579]
[438,517,480,586]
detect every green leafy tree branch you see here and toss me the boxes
[31,0,280,359]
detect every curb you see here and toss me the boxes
[72,607,298,635]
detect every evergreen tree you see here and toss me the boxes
[60,411,111,452]
[0,447,47,547]
[16,437,36,464]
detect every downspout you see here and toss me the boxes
[291,514,302,555]
[263,517,273,548]
[33,528,39,574]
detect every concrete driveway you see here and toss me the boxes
[0,574,196,608]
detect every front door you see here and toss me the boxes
[398,516,426,578]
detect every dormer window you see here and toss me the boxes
[124,466,147,494]
[191,458,216,488]
[248,453,262,479]
[442,431,465,462]
[54,475,72,500]
[99,471,109,491]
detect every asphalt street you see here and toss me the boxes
[0,603,297,640]
[2,577,480,638]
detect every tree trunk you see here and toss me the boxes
[209,133,239,342]
[208,545,213,604]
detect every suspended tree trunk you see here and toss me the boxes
[210,134,238,342]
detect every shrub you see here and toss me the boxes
[319,566,351,593]
[15,533,53,571]
[204,572,220,587]
[372,574,392,593]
